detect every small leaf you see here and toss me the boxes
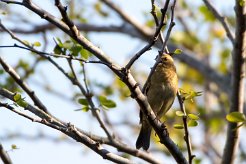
[17,100,28,108]
[226,112,246,123]
[99,95,116,108]
[188,120,199,127]
[174,49,182,55]
[11,144,18,149]
[80,48,91,60]
[174,124,184,129]
[239,0,245,6]
[0,69,4,74]
[56,37,63,47]
[82,106,90,112]
[188,114,200,120]
[13,93,28,108]
[175,111,185,117]
[78,98,89,106]
[53,45,62,54]
[70,45,82,56]
[61,40,73,49]
[33,41,41,47]
[13,93,21,102]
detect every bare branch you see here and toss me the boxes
[0,56,49,113]
[0,143,12,164]
[125,0,170,69]
[100,0,153,38]
[0,88,134,164]
[160,0,176,54]
[202,0,234,44]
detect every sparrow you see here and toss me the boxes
[136,54,178,150]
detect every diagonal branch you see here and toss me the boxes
[100,0,153,38]
[0,143,12,164]
[125,0,170,69]
[0,55,49,113]
[202,0,234,44]
[0,88,134,164]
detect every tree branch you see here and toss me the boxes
[177,91,195,164]
[0,143,12,164]
[202,0,234,44]
[0,88,134,164]
[221,1,246,164]
[125,0,170,69]
[0,55,49,113]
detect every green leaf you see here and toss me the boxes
[174,49,182,55]
[53,45,62,54]
[174,124,184,129]
[78,98,89,106]
[0,69,4,74]
[13,93,28,108]
[11,144,18,149]
[80,48,91,60]
[239,0,245,6]
[99,95,116,108]
[199,5,216,22]
[56,37,63,47]
[13,93,21,102]
[175,111,185,117]
[188,120,199,127]
[82,106,90,112]
[33,41,41,47]
[61,40,73,49]
[188,114,200,120]
[226,112,246,123]
[17,100,28,108]
[70,45,82,56]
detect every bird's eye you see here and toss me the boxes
[164,57,167,61]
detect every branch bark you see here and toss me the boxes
[0,143,12,164]
[221,2,246,164]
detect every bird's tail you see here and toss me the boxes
[136,124,151,150]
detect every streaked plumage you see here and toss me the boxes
[136,54,178,150]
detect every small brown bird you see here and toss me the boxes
[136,54,178,150]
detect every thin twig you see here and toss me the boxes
[142,0,176,93]
[100,0,152,38]
[202,0,234,44]
[150,0,164,44]
[177,91,195,164]
[0,57,49,113]
[0,44,108,65]
[125,0,170,69]
[0,102,40,122]
[0,89,133,164]
[160,0,176,54]
[81,64,90,97]
[54,0,78,37]
[67,56,114,140]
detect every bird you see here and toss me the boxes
[136,54,178,150]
